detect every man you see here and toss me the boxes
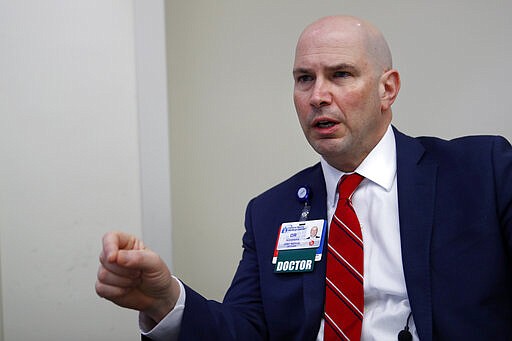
[307,226,320,239]
[96,15,512,340]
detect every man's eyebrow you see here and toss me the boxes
[292,63,358,75]
[325,63,357,72]
[292,67,311,76]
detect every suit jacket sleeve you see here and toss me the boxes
[176,198,268,340]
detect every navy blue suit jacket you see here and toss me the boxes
[167,129,512,340]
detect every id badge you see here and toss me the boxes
[272,219,326,273]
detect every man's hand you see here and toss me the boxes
[95,231,180,324]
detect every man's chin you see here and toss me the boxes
[310,138,348,157]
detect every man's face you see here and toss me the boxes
[310,226,318,238]
[293,25,390,171]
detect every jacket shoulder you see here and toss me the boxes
[413,134,511,165]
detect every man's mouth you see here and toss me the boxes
[315,120,336,128]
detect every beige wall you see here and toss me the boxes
[166,1,512,301]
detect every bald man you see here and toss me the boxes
[96,16,512,340]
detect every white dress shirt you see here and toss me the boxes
[142,125,418,340]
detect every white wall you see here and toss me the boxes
[166,0,512,301]
[0,1,171,340]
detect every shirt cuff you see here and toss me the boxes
[139,276,186,340]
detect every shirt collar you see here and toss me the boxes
[321,125,397,207]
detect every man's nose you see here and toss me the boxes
[310,79,332,108]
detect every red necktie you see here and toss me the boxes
[324,173,365,340]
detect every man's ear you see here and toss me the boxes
[379,69,401,111]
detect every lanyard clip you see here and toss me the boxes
[297,186,311,221]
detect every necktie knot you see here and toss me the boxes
[338,173,364,200]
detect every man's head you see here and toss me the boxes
[310,226,319,238]
[293,16,400,172]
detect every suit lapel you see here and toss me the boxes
[394,128,437,341]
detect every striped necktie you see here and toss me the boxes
[324,173,365,340]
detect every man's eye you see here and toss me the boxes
[333,71,351,78]
[297,75,313,83]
